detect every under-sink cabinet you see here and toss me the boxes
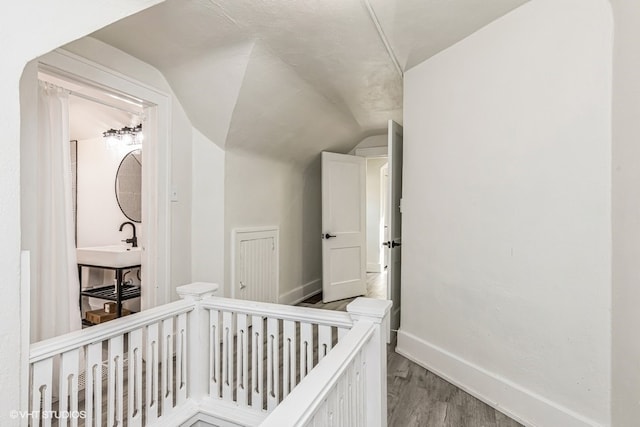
[78,262,141,326]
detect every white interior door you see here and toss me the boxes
[387,120,403,333]
[321,152,367,303]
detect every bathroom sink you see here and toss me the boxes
[76,245,141,268]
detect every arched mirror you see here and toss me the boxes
[115,149,142,222]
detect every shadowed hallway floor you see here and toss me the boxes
[299,272,523,427]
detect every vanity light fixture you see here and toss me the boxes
[103,123,143,146]
[102,128,119,138]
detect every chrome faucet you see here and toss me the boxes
[119,221,138,248]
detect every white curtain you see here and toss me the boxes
[31,81,81,343]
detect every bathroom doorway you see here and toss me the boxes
[57,74,144,325]
[20,50,171,341]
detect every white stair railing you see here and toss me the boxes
[28,283,390,427]
[260,298,391,427]
[177,285,355,423]
[29,299,195,427]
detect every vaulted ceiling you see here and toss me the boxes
[90,0,527,163]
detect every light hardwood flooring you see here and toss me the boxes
[298,272,524,427]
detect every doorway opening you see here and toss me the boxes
[319,120,403,333]
[20,49,171,342]
[366,156,389,275]
[43,70,144,327]
[365,156,390,302]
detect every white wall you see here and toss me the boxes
[224,149,322,303]
[366,158,387,272]
[398,1,612,426]
[192,128,225,287]
[611,1,640,425]
[76,137,142,248]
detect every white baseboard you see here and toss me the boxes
[396,330,603,427]
[367,262,383,273]
[279,279,322,305]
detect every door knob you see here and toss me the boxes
[391,240,401,248]
[382,241,391,247]
[322,233,337,239]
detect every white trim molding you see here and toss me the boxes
[396,329,604,427]
[279,279,322,305]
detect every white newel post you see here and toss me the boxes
[347,297,392,427]
[177,282,219,401]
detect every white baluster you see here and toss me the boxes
[237,313,249,406]
[300,322,313,381]
[128,329,143,427]
[348,359,355,427]
[146,322,159,423]
[338,327,349,341]
[161,317,174,415]
[85,341,102,427]
[210,309,221,399]
[176,312,188,405]
[31,357,53,427]
[266,317,279,411]
[314,398,328,427]
[177,282,219,403]
[337,368,346,427]
[282,320,296,397]
[318,325,332,362]
[251,315,264,412]
[328,381,338,427]
[222,311,234,401]
[59,348,80,427]
[107,335,124,427]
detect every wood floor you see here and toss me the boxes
[299,272,523,427]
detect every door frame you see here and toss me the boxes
[24,48,172,313]
[356,146,390,276]
[380,163,390,273]
[386,120,403,334]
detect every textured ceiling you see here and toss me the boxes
[90,0,527,162]
[369,0,528,70]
